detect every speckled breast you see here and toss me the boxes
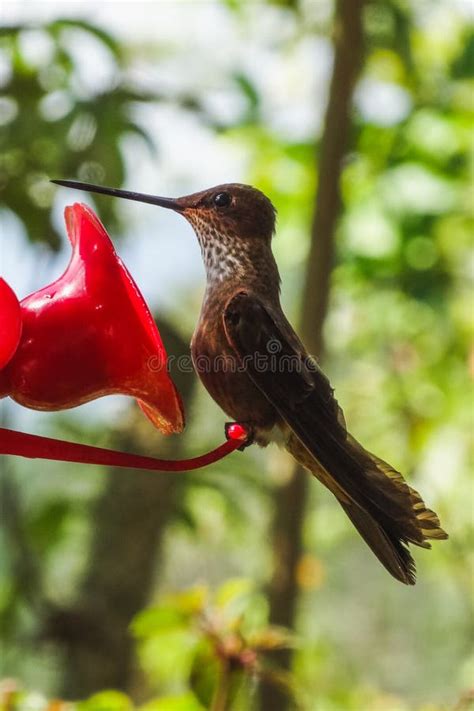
[191,303,278,430]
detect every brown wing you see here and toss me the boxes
[223,291,447,584]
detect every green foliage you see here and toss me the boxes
[0,20,155,248]
[140,694,205,711]
[132,580,295,709]
[80,691,134,711]
[0,683,206,711]
[0,581,295,710]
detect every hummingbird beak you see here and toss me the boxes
[51,180,184,212]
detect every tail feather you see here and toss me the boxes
[346,433,447,547]
[286,432,447,585]
[338,499,417,584]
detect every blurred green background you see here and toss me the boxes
[0,1,472,710]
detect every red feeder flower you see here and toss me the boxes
[0,277,22,370]
[0,203,184,435]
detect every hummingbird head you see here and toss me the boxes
[51,180,280,291]
[173,183,276,244]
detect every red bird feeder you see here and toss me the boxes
[0,277,22,371]
[0,204,249,470]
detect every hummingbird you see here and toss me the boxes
[52,179,447,584]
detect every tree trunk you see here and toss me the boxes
[260,1,366,708]
[46,320,196,698]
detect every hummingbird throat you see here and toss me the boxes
[185,211,281,302]
[189,214,251,285]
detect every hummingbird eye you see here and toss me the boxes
[213,192,231,208]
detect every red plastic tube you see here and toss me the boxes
[0,423,250,472]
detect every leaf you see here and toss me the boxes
[170,586,208,616]
[232,72,260,111]
[48,19,122,59]
[451,30,474,80]
[247,625,296,651]
[137,629,199,687]
[132,606,187,638]
[0,25,23,37]
[215,578,253,610]
[140,694,205,711]
[189,639,220,709]
[79,691,133,711]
